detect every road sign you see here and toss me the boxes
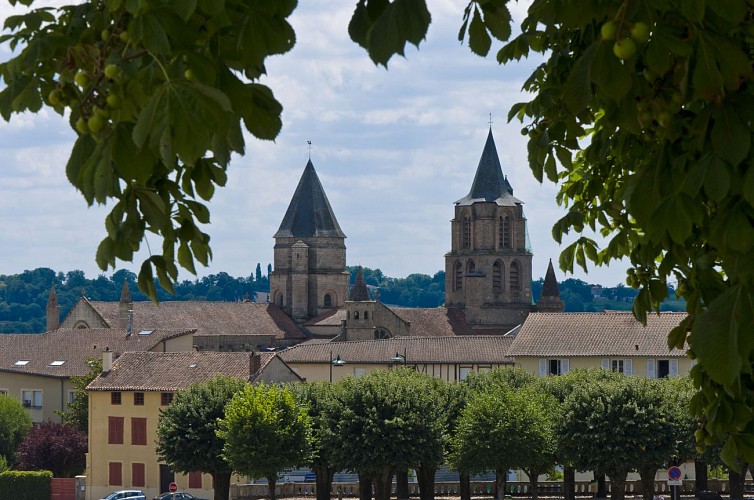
[169,482,178,492]
[668,466,682,485]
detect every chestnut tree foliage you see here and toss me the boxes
[2,0,754,464]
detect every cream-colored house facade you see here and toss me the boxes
[85,351,302,500]
[0,327,194,423]
[507,311,692,377]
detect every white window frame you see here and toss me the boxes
[21,389,42,408]
[459,366,472,381]
[648,359,679,378]
[539,358,569,376]
[602,359,632,375]
[353,368,367,378]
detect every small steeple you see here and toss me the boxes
[349,266,372,301]
[46,284,60,331]
[275,160,346,238]
[119,281,132,303]
[536,259,565,313]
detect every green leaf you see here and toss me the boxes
[138,260,158,302]
[692,35,724,100]
[711,106,750,167]
[563,42,597,113]
[133,12,172,54]
[680,0,705,22]
[365,0,431,66]
[690,287,741,386]
[467,8,491,57]
[177,241,197,275]
[135,188,170,230]
[173,0,198,22]
[349,0,370,48]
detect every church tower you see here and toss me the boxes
[46,284,60,331]
[270,160,350,323]
[445,129,533,331]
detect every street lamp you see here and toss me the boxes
[390,348,407,364]
[329,350,347,382]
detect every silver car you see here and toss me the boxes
[100,491,147,500]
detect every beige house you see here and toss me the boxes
[278,335,514,383]
[86,350,302,500]
[507,311,691,377]
[0,327,194,423]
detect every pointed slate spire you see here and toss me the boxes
[349,266,372,301]
[536,259,565,312]
[119,281,132,303]
[541,259,561,299]
[275,160,346,238]
[456,128,519,206]
[46,284,60,331]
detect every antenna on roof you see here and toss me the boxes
[307,140,312,159]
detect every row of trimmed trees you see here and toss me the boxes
[155,367,737,500]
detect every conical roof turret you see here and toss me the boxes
[47,283,59,308]
[349,266,372,301]
[275,160,345,238]
[541,259,561,298]
[456,128,520,207]
[119,281,132,303]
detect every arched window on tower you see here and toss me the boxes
[462,215,471,249]
[324,293,332,308]
[364,311,369,320]
[466,260,476,274]
[454,261,463,291]
[499,215,511,248]
[510,261,521,290]
[354,311,360,320]
[493,260,503,293]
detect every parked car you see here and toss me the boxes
[100,491,146,500]
[153,493,209,500]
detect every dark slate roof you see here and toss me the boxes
[0,328,194,378]
[88,301,307,341]
[87,351,285,391]
[279,335,514,365]
[456,129,522,207]
[349,267,372,301]
[508,311,687,357]
[541,260,561,298]
[274,160,345,238]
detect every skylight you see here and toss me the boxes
[137,330,154,336]
[50,360,66,366]
[14,360,30,366]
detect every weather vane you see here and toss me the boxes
[307,140,312,159]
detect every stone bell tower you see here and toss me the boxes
[270,160,350,323]
[444,128,534,331]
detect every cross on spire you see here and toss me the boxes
[489,113,493,128]
[307,140,312,159]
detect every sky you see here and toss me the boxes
[0,1,630,288]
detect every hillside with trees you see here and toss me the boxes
[0,266,684,334]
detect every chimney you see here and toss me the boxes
[103,347,113,372]
[249,351,261,377]
[46,284,60,331]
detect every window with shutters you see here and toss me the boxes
[108,462,122,486]
[131,418,147,445]
[161,392,174,406]
[611,359,625,373]
[132,463,145,487]
[133,392,144,405]
[111,392,121,405]
[189,471,203,489]
[462,216,471,248]
[499,215,511,248]
[108,417,124,444]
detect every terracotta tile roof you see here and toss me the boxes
[89,301,307,341]
[508,311,687,357]
[390,307,474,337]
[87,351,280,391]
[0,328,194,378]
[279,336,514,365]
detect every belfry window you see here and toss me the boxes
[462,216,471,249]
[324,293,332,308]
[493,261,503,292]
[510,261,520,290]
[500,215,511,248]
[454,261,463,291]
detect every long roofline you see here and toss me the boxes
[275,160,346,238]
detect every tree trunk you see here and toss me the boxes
[695,461,708,493]
[212,471,232,500]
[525,468,540,500]
[563,466,576,500]
[373,469,394,500]
[358,472,373,500]
[638,467,657,500]
[596,473,607,498]
[267,475,278,500]
[459,472,471,500]
[396,469,409,500]
[728,463,745,500]
[416,465,436,500]
[608,471,627,500]
[495,469,508,500]
[314,463,334,500]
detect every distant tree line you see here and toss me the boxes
[0,266,684,334]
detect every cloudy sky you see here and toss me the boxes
[0,1,630,287]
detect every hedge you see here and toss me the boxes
[0,470,52,500]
